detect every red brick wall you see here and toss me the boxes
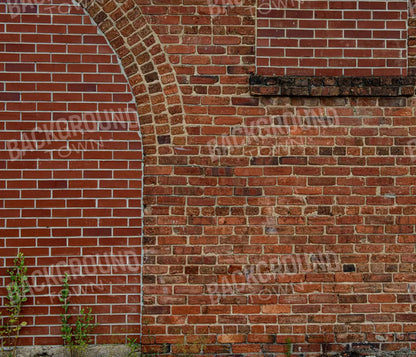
[256,0,408,76]
[1,0,416,355]
[0,0,142,345]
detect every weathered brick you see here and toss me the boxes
[2,0,416,354]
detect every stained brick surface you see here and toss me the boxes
[1,0,416,355]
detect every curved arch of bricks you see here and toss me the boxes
[76,0,186,154]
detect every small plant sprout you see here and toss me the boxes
[0,252,30,357]
[59,273,97,357]
[285,337,292,357]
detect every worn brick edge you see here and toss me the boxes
[249,75,416,97]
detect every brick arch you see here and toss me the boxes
[75,0,186,154]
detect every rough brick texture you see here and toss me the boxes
[250,75,416,96]
[257,0,408,76]
[1,0,416,355]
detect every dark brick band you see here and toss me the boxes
[250,75,416,97]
